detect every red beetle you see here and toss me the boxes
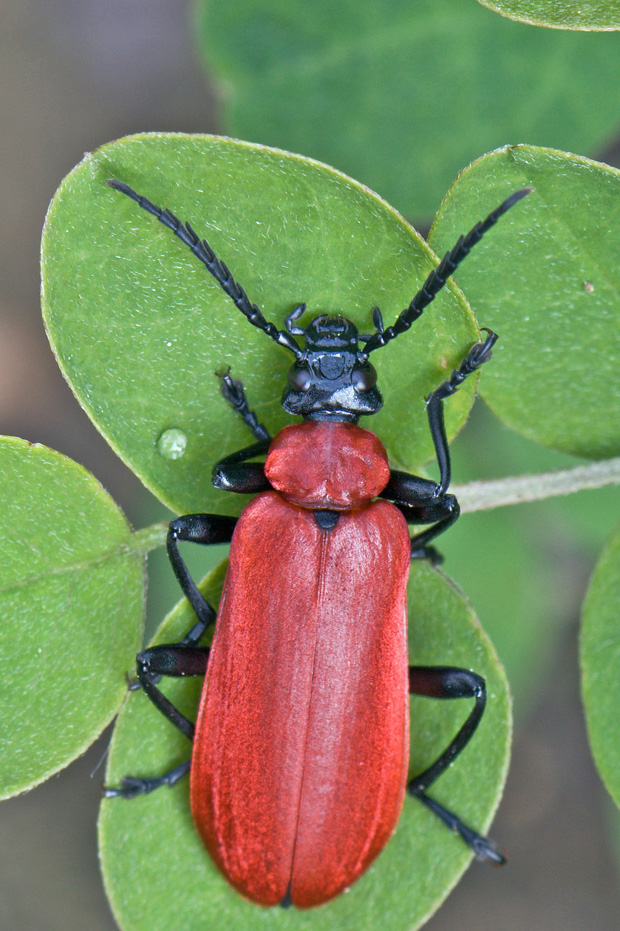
[105,180,529,908]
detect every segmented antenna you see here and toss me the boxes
[106,179,302,357]
[363,188,531,355]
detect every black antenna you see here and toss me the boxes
[106,179,302,358]
[363,188,532,355]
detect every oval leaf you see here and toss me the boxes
[478,0,620,31]
[443,507,562,714]
[100,559,510,930]
[581,521,620,808]
[0,437,144,798]
[196,0,620,218]
[442,406,620,715]
[429,144,620,458]
[41,133,480,515]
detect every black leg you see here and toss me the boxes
[426,329,498,495]
[124,513,235,694]
[211,435,272,495]
[104,644,210,800]
[380,472,460,562]
[104,759,192,799]
[136,644,210,738]
[167,514,237,645]
[408,497,460,561]
[380,330,497,562]
[167,447,273,647]
[408,665,505,864]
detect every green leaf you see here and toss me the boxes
[581,521,620,809]
[429,144,620,458]
[195,0,620,218]
[458,406,620,551]
[478,0,620,31]
[0,437,144,798]
[439,406,615,716]
[41,132,480,515]
[100,559,510,930]
[442,507,560,714]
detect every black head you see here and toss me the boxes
[282,312,382,422]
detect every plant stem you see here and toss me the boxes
[454,456,620,514]
[131,521,168,554]
[131,458,620,547]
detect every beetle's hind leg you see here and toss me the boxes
[408,665,505,864]
[104,644,209,800]
[104,759,191,800]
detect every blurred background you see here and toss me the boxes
[2,0,620,927]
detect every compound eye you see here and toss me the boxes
[287,365,313,392]
[351,364,377,392]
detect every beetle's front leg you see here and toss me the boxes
[217,367,271,443]
[426,329,498,495]
[407,495,460,561]
[105,644,209,799]
[211,438,272,495]
[383,331,496,561]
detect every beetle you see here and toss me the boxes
[104,178,529,908]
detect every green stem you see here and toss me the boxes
[130,458,620,544]
[130,521,168,554]
[455,456,620,514]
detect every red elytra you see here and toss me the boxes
[189,420,412,907]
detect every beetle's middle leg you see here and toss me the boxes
[104,643,209,800]
[167,514,237,646]
[408,665,505,864]
[168,451,271,647]
[380,473,460,562]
